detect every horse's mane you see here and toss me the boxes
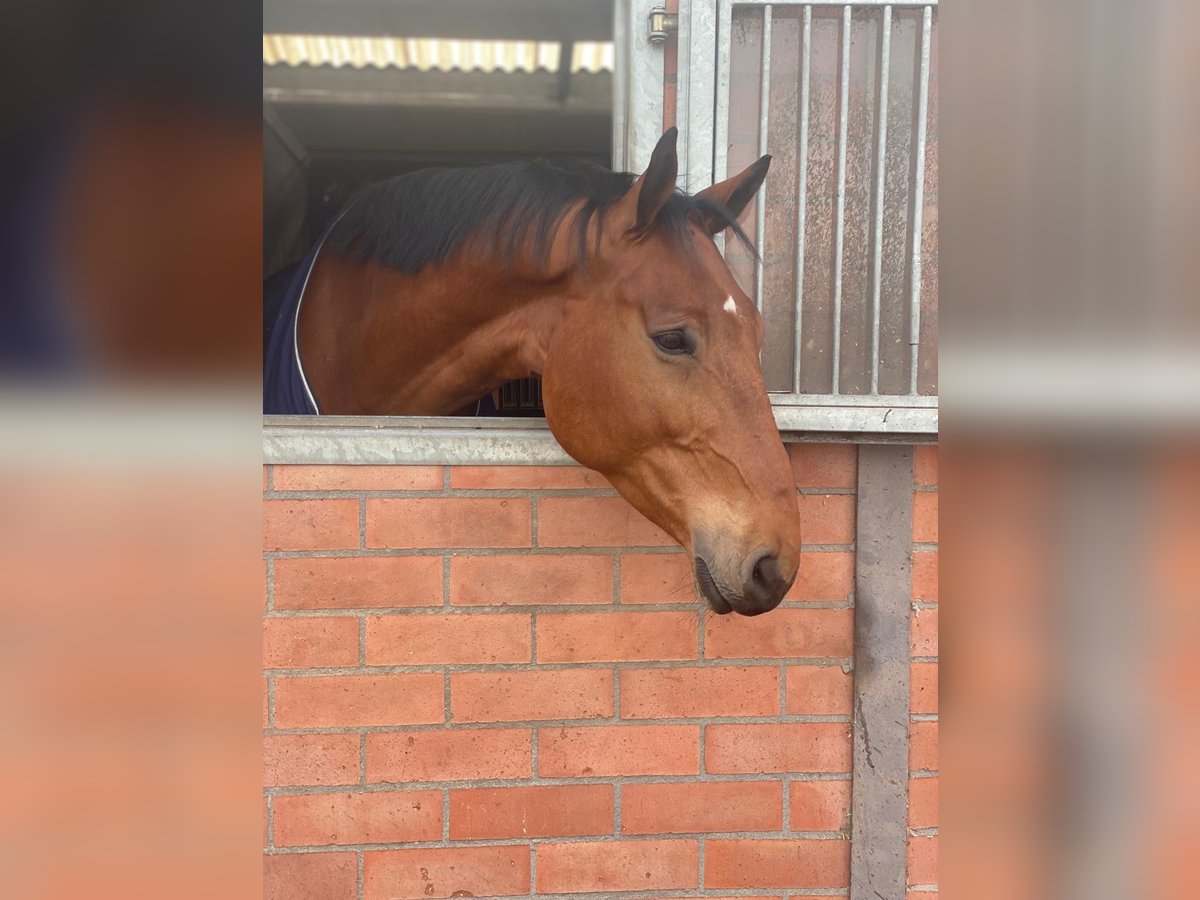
[325,159,754,274]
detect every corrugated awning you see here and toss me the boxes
[262,35,614,74]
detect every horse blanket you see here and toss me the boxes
[263,226,333,415]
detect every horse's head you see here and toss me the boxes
[541,129,802,616]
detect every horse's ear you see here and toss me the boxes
[620,127,679,237]
[694,155,771,235]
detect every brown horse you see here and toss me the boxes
[299,129,802,615]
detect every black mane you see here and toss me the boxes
[325,159,754,274]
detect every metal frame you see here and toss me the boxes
[707,0,938,425]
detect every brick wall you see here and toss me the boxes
[263,443,938,899]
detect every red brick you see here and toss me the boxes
[275,673,443,728]
[264,500,358,551]
[909,776,938,829]
[264,733,360,787]
[800,494,856,544]
[265,851,357,900]
[539,724,700,776]
[538,497,673,547]
[911,607,938,657]
[785,666,853,715]
[622,781,781,834]
[789,780,851,831]
[790,444,858,488]
[366,613,530,665]
[908,893,938,900]
[367,728,531,783]
[364,846,530,900]
[451,669,612,723]
[910,721,938,771]
[912,550,938,603]
[451,554,612,606]
[263,465,269,491]
[619,666,779,718]
[274,465,442,491]
[706,839,849,889]
[537,839,698,893]
[273,790,442,847]
[706,723,852,774]
[263,617,359,669]
[537,611,697,662]
[913,491,938,543]
[450,465,610,489]
[907,834,938,885]
[911,662,938,714]
[619,552,695,604]
[913,445,938,487]
[787,551,854,601]
[274,556,442,610]
[367,498,530,548]
[450,784,612,839]
[705,608,853,659]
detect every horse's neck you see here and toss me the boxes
[304,253,566,415]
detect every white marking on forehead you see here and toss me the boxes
[723,295,738,315]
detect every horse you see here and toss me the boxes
[265,128,803,616]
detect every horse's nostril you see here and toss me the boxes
[743,551,786,612]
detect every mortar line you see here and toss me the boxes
[358,498,366,550]
[265,599,854,617]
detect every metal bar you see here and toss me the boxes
[850,445,914,900]
[712,0,736,253]
[733,0,935,6]
[908,4,932,395]
[612,0,629,170]
[831,4,852,393]
[869,7,892,394]
[792,4,812,392]
[767,392,937,407]
[754,5,773,313]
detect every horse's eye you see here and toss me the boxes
[652,330,692,355]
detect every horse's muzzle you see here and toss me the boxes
[694,550,795,616]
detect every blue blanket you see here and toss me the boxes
[263,227,331,415]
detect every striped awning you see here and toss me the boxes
[262,35,614,74]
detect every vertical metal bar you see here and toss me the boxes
[611,0,629,170]
[792,4,813,393]
[869,7,892,394]
[754,5,773,313]
[831,4,852,393]
[908,4,932,395]
[713,0,735,254]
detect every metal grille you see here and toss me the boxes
[714,1,937,415]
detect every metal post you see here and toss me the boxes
[754,5,774,313]
[908,4,932,395]
[792,4,813,392]
[870,7,892,394]
[832,4,852,393]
